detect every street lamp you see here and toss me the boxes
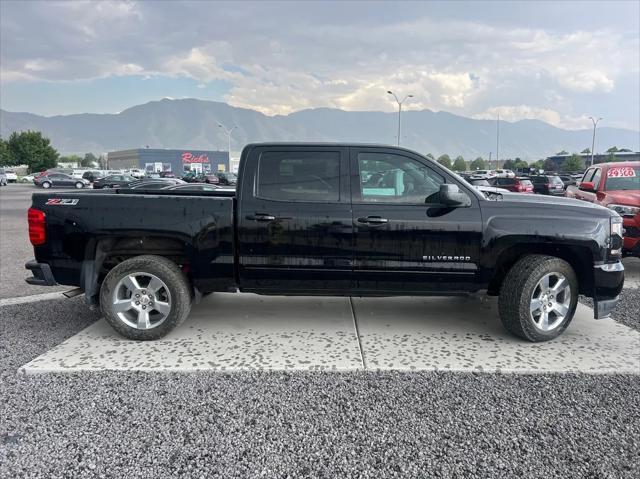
[218,122,237,160]
[589,117,602,167]
[387,90,414,146]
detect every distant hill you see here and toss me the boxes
[1,98,638,159]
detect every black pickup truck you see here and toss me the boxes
[26,143,625,342]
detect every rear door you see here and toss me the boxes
[237,145,353,293]
[350,146,482,293]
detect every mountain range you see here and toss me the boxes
[1,98,638,159]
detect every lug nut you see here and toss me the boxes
[135,301,140,305]
[142,290,146,295]
[135,294,140,298]
[142,305,146,310]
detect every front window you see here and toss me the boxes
[357,152,444,203]
[605,166,639,191]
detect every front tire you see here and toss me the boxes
[41,181,51,189]
[100,255,192,340]
[75,181,84,189]
[498,255,578,342]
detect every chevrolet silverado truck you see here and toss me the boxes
[565,161,640,257]
[26,143,625,342]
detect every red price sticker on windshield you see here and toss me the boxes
[607,167,636,178]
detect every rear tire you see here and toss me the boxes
[75,181,84,189]
[41,181,51,189]
[100,255,192,340]
[498,254,578,342]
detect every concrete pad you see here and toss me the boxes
[353,296,640,374]
[21,294,363,373]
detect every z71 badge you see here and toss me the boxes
[46,198,79,205]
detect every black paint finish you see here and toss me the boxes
[28,143,624,310]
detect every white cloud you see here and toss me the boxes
[473,105,592,129]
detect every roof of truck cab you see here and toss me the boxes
[243,142,426,154]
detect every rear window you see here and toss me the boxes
[257,151,340,202]
[550,176,564,186]
[496,178,515,185]
[519,179,533,187]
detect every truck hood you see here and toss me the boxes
[493,191,614,216]
[603,190,640,206]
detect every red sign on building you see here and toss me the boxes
[181,152,209,164]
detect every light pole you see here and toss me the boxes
[589,117,602,167]
[218,122,237,158]
[387,91,413,146]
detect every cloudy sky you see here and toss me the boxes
[1,0,639,130]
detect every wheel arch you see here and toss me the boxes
[487,243,594,297]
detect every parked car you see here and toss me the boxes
[216,172,238,186]
[126,168,146,179]
[469,169,496,180]
[126,179,186,189]
[35,173,90,189]
[202,173,221,184]
[0,168,7,186]
[159,171,176,178]
[182,172,207,183]
[20,174,35,183]
[4,169,18,183]
[489,177,534,193]
[558,175,577,189]
[93,174,136,189]
[163,183,222,191]
[26,143,624,343]
[493,169,515,178]
[526,175,565,195]
[145,172,161,179]
[82,170,104,183]
[565,161,639,257]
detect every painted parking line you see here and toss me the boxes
[352,296,640,374]
[20,293,640,375]
[21,294,363,373]
[0,292,68,307]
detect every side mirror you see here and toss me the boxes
[437,183,471,207]
[579,181,595,192]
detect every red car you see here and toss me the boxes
[489,176,534,193]
[565,161,640,257]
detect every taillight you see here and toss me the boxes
[28,208,46,246]
[515,184,524,192]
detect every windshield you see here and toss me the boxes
[605,167,640,191]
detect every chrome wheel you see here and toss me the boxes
[111,273,171,330]
[529,272,571,332]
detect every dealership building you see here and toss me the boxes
[107,148,230,175]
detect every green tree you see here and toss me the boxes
[0,137,13,166]
[556,150,569,156]
[58,154,82,166]
[425,153,435,161]
[97,155,108,169]
[437,154,452,169]
[563,154,584,171]
[469,156,486,170]
[502,159,516,170]
[82,152,98,167]
[581,148,591,154]
[452,156,466,171]
[606,146,619,153]
[531,159,544,170]
[7,131,58,173]
[514,158,528,170]
[606,152,617,163]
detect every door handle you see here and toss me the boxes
[357,216,389,225]
[247,213,276,222]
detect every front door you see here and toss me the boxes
[237,146,353,293]
[350,147,483,294]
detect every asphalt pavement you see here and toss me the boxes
[1,182,639,478]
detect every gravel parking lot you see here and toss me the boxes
[1,183,639,478]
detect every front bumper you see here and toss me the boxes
[25,260,58,286]
[592,261,624,319]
